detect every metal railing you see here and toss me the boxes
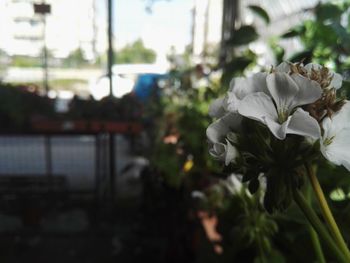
[0,132,121,202]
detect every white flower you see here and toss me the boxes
[191,190,207,200]
[206,113,242,165]
[320,101,350,171]
[227,73,268,112]
[208,97,228,118]
[238,72,322,140]
[222,174,266,203]
[223,174,244,195]
[275,61,291,73]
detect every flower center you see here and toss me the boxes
[323,136,335,146]
[277,109,288,124]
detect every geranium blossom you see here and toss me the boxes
[320,101,350,171]
[224,174,244,195]
[237,72,322,140]
[208,97,227,118]
[206,113,241,165]
[208,72,267,118]
[206,61,350,217]
[227,73,268,113]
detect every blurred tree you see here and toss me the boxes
[64,48,89,67]
[115,39,156,64]
[0,49,9,80]
[10,48,53,68]
[11,56,42,68]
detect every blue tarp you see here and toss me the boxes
[133,73,165,101]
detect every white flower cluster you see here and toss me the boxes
[207,62,350,171]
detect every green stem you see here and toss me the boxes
[293,189,348,263]
[309,227,326,263]
[306,185,326,263]
[306,164,350,260]
[257,233,267,263]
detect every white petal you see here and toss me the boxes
[322,128,350,171]
[266,72,299,113]
[332,101,350,129]
[221,113,243,131]
[209,97,226,118]
[227,132,238,143]
[263,116,291,140]
[275,62,291,73]
[238,92,278,123]
[286,108,321,139]
[229,77,245,92]
[191,191,206,199]
[228,73,269,112]
[224,174,243,195]
[344,162,350,172]
[246,72,269,94]
[322,101,350,136]
[209,142,226,159]
[320,142,329,165]
[321,116,333,140]
[207,120,228,143]
[227,92,240,112]
[289,74,322,108]
[206,113,242,143]
[209,141,238,165]
[321,101,350,170]
[232,72,268,99]
[225,140,238,165]
[330,73,342,90]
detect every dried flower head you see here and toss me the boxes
[275,62,345,121]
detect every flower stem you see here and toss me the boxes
[309,227,326,263]
[257,233,267,263]
[293,189,348,263]
[306,185,326,263]
[305,164,350,260]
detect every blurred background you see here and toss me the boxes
[0,0,350,262]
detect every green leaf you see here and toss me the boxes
[330,22,350,53]
[275,47,285,64]
[331,22,350,42]
[341,80,350,99]
[269,39,285,64]
[315,3,343,22]
[225,56,253,71]
[248,5,270,24]
[281,30,299,38]
[288,50,313,63]
[229,25,259,46]
[281,25,305,38]
[281,27,302,38]
[221,56,254,87]
[266,249,286,263]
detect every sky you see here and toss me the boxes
[113,0,193,62]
